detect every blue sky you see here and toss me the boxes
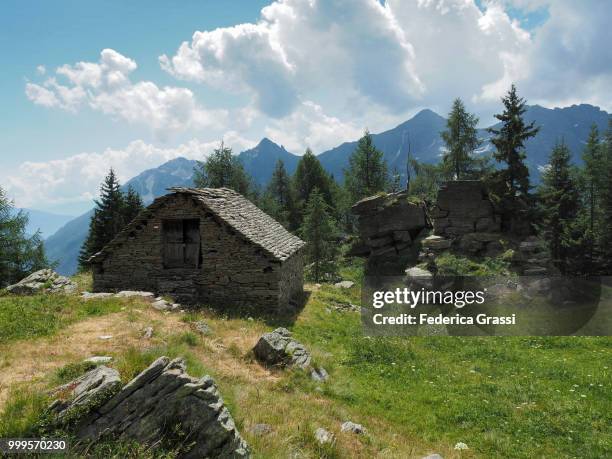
[1,0,610,215]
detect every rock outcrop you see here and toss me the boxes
[253,328,311,369]
[431,181,500,236]
[429,181,504,257]
[5,269,77,295]
[350,191,428,259]
[49,357,249,458]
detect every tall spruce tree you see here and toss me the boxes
[293,148,334,219]
[487,84,540,232]
[582,124,602,233]
[193,141,251,195]
[0,186,50,286]
[265,159,297,229]
[300,188,339,282]
[79,169,127,269]
[537,141,579,272]
[124,185,144,223]
[440,98,483,179]
[599,119,612,272]
[344,130,388,202]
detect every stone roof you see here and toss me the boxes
[90,187,305,263]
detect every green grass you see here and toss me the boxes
[0,294,134,344]
[290,283,612,458]
[0,268,610,458]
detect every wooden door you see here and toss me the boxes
[183,219,201,268]
[162,220,185,268]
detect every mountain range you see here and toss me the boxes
[45,103,610,275]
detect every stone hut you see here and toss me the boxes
[90,187,305,312]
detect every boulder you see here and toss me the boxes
[142,327,153,339]
[341,421,366,435]
[151,299,170,311]
[5,269,77,295]
[311,367,329,382]
[405,267,434,289]
[314,427,335,445]
[50,357,250,458]
[422,455,444,459]
[50,365,122,422]
[253,328,311,369]
[194,321,213,336]
[334,280,355,289]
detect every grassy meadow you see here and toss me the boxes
[0,266,610,458]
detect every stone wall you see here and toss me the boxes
[349,191,429,274]
[431,180,500,237]
[278,251,304,306]
[92,194,301,313]
[350,191,428,258]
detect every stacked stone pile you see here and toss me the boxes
[349,191,428,259]
[431,180,500,237]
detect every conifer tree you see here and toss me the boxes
[599,119,612,271]
[124,185,144,223]
[300,188,339,282]
[292,148,334,220]
[582,124,602,233]
[78,169,127,269]
[344,130,388,202]
[0,186,49,286]
[440,98,483,179]
[265,159,297,229]
[487,84,540,232]
[193,141,251,195]
[537,141,579,272]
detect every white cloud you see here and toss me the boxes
[520,0,612,110]
[2,133,256,211]
[160,0,424,118]
[36,65,46,75]
[263,100,363,153]
[25,49,227,137]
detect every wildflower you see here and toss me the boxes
[454,442,469,450]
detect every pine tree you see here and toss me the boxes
[124,185,144,223]
[599,119,612,272]
[0,186,49,286]
[78,169,127,269]
[581,125,602,231]
[300,189,339,282]
[487,84,540,232]
[292,148,334,222]
[537,141,579,272]
[344,130,388,202]
[193,141,251,195]
[265,159,297,229]
[440,98,483,179]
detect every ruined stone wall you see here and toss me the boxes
[350,191,428,258]
[93,194,298,312]
[431,180,500,237]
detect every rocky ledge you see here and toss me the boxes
[48,356,250,458]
